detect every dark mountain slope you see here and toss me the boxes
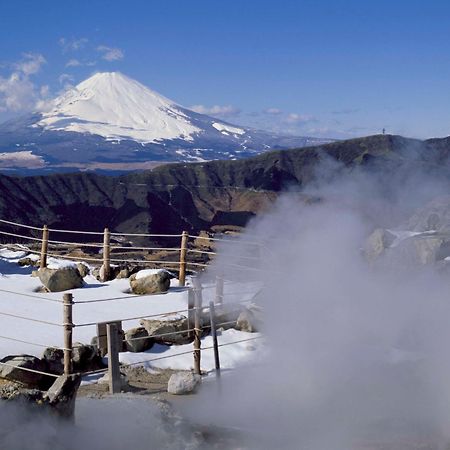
[0,134,448,239]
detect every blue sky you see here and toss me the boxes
[0,0,449,139]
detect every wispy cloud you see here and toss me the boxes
[263,108,283,115]
[0,53,47,112]
[65,58,82,68]
[97,46,124,61]
[331,108,360,115]
[284,113,316,124]
[59,37,89,53]
[190,104,241,118]
[13,53,46,76]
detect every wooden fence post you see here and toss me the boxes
[101,227,111,282]
[215,275,224,305]
[192,276,203,375]
[107,323,121,394]
[40,225,49,269]
[63,293,73,375]
[179,231,189,287]
[187,288,195,339]
[209,301,220,377]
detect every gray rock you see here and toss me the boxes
[44,374,81,418]
[18,257,38,267]
[236,309,260,333]
[98,372,128,390]
[42,347,64,375]
[0,355,47,387]
[72,342,105,372]
[38,266,83,292]
[365,228,396,261]
[129,270,173,295]
[167,371,201,395]
[76,263,90,278]
[140,314,192,345]
[124,327,153,352]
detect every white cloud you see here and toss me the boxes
[58,73,74,86]
[190,104,241,118]
[13,53,46,76]
[284,113,316,124]
[0,53,48,113]
[65,59,82,68]
[97,46,124,61]
[264,108,282,115]
[59,37,89,53]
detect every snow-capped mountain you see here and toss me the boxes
[0,72,332,174]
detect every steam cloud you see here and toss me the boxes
[3,153,450,449]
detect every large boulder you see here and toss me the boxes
[140,314,192,345]
[0,355,47,388]
[37,266,83,292]
[129,269,174,295]
[124,327,153,352]
[167,371,201,395]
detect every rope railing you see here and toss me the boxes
[0,288,63,304]
[0,311,62,327]
[0,334,69,351]
[0,361,60,378]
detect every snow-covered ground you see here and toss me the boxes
[0,248,264,373]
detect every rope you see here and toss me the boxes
[0,335,69,351]
[47,228,104,236]
[0,230,42,242]
[110,246,182,252]
[0,311,61,327]
[0,289,63,304]
[123,328,196,343]
[48,240,103,248]
[191,235,262,246]
[0,219,42,231]
[0,361,59,378]
[110,232,182,238]
[73,306,200,327]
[72,291,170,304]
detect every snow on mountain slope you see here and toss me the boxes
[37,72,202,143]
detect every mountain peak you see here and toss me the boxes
[37,72,200,143]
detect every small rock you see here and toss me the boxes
[167,372,201,395]
[98,372,128,390]
[18,257,38,267]
[129,270,174,295]
[124,327,153,352]
[76,263,90,278]
[72,343,105,372]
[42,347,64,375]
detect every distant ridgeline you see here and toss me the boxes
[0,134,449,238]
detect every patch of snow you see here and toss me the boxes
[212,122,245,135]
[0,249,264,374]
[134,268,174,280]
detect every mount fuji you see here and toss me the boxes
[0,72,331,174]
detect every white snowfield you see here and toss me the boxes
[36,72,247,146]
[0,249,264,373]
[212,122,245,136]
